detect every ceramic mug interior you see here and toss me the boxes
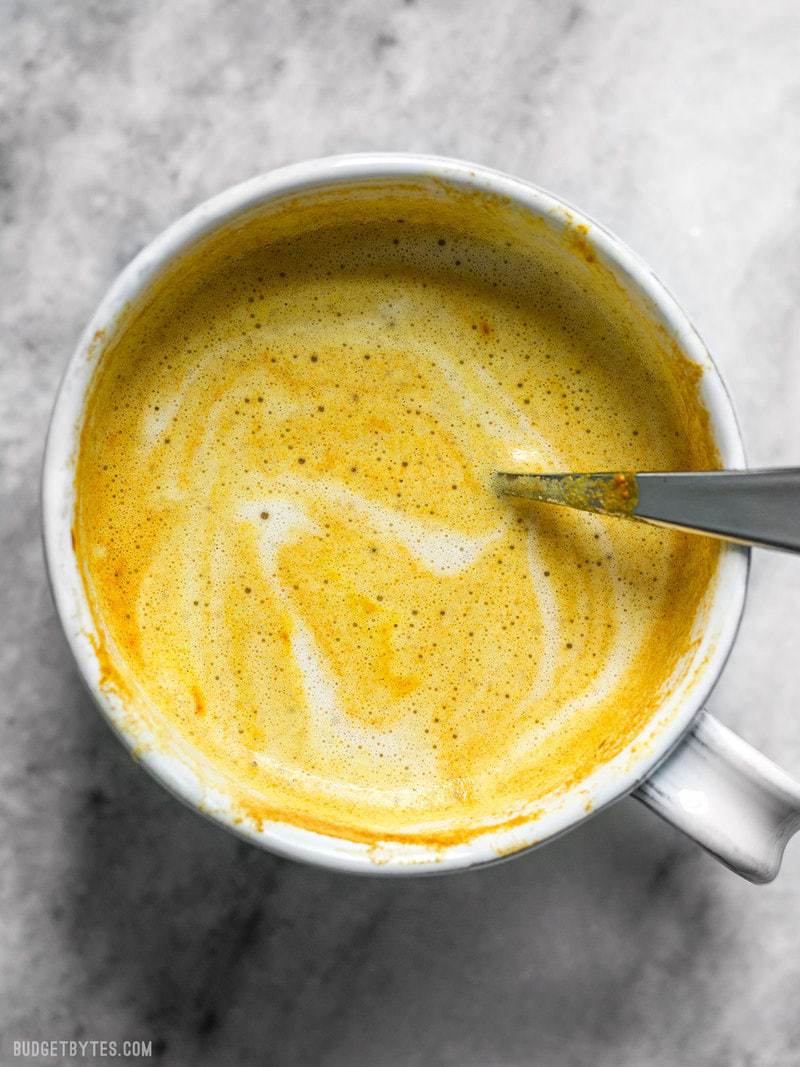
[42,154,749,874]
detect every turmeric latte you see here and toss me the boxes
[74,182,719,846]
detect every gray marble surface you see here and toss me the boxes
[3,1,800,1064]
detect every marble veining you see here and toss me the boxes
[2,1,800,1064]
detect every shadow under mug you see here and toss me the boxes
[42,153,800,882]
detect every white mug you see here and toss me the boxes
[43,153,800,882]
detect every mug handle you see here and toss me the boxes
[634,710,800,883]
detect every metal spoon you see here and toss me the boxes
[493,468,800,553]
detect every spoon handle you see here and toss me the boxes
[494,468,800,553]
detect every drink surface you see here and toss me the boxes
[74,184,719,845]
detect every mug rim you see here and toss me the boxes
[42,152,749,875]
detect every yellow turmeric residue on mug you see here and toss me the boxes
[73,179,719,846]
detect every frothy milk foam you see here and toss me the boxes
[74,181,719,846]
